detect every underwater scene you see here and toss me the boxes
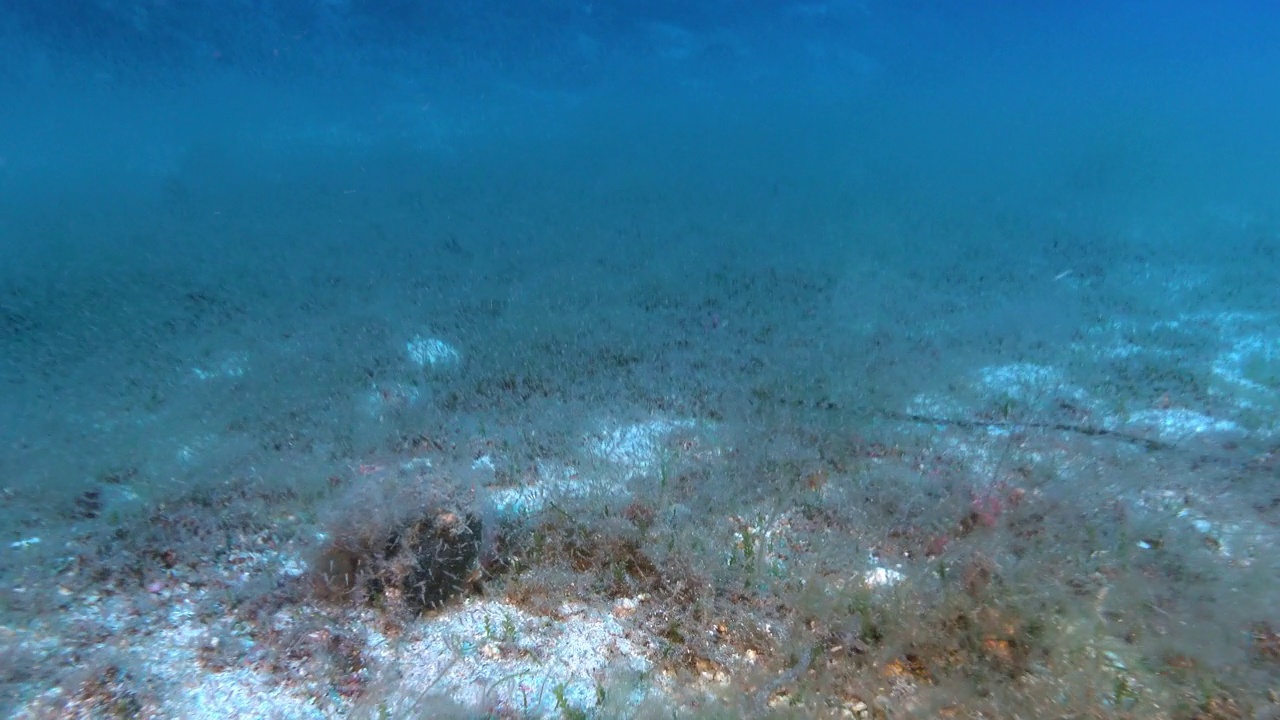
[2,1,1279,717]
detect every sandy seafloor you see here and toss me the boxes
[4,216,1278,717]
[1,72,1279,718]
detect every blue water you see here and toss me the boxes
[2,1,1279,716]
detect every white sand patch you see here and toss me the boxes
[864,566,905,588]
[406,336,461,368]
[587,418,696,478]
[487,461,596,518]
[979,363,1076,402]
[1123,408,1241,442]
[175,434,221,464]
[191,352,248,380]
[1203,317,1280,434]
[15,590,327,719]
[1213,333,1280,402]
[144,623,328,720]
[367,599,653,718]
[903,392,968,420]
[481,418,706,526]
[1072,315,1196,362]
